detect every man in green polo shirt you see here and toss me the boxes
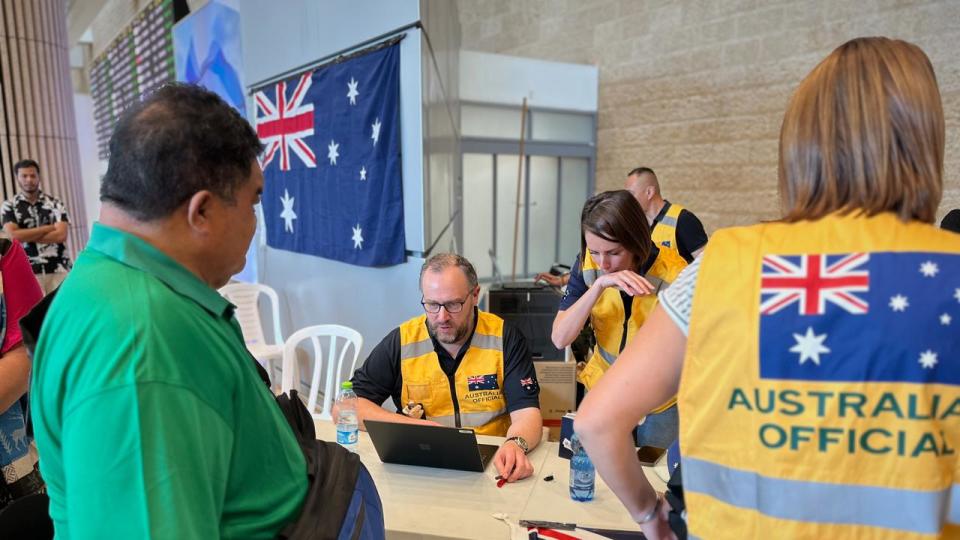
[30,84,307,538]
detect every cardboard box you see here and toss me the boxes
[533,360,577,441]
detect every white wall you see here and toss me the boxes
[459,50,598,112]
[241,0,420,89]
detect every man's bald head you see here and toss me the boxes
[625,167,662,215]
[625,167,659,196]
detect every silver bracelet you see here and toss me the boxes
[636,492,662,524]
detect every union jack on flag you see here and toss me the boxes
[760,253,870,316]
[255,72,316,171]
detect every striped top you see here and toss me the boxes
[658,255,701,336]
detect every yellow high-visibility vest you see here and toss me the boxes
[648,202,689,284]
[398,311,511,436]
[680,212,960,539]
[579,202,688,401]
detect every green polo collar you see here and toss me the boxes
[87,223,233,318]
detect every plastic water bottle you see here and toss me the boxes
[335,381,359,453]
[569,433,595,501]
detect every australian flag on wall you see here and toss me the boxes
[255,41,404,266]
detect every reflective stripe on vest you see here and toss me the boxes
[398,311,511,436]
[684,456,960,534]
[659,214,678,227]
[581,252,602,287]
[399,339,433,360]
[424,409,508,429]
[680,213,960,538]
[596,344,617,365]
[399,333,504,361]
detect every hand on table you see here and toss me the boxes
[493,441,534,483]
[593,270,655,297]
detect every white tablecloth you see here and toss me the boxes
[314,420,668,539]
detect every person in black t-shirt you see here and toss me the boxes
[347,253,543,483]
[623,167,707,262]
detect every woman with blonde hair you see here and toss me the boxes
[576,37,960,539]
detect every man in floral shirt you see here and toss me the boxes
[1,159,71,294]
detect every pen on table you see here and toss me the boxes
[495,475,507,488]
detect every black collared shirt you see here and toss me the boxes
[1,191,71,274]
[351,308,540,413]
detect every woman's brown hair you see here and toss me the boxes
[580,190,652,272]
[779,37,944,223]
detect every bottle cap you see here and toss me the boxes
[341,381,353,390]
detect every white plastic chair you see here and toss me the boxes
[219,283,284,385]
[281,325,363,421]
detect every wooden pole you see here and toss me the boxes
[512,97,528,281]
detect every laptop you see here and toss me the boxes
[364,420,498,472]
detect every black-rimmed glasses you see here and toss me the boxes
[421,297,469,314]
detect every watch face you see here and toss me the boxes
[510,437,528,453]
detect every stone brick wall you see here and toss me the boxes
[460,0,960,231]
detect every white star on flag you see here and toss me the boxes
[371,118,381,146]
[941,313,952,326]
[346,77,359,105]
[919,261,938,277]
[918,350,938,369]
[789,327,830,366]
[955,288,960,303]
[889,294,909,312]
[352,223,364,249]
[327,140,339,165]
[280,189,297,233]
[360,166,367,181]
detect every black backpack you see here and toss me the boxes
[259,366,384,540]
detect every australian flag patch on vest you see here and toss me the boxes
[467,374,499,391]
[661,240,672,248]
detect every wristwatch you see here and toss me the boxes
[505,436,529,454]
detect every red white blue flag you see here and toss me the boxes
[759,252,960,385]
[255,42,404,266]
[467,374,499,391]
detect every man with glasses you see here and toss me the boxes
[348,253,543,482]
